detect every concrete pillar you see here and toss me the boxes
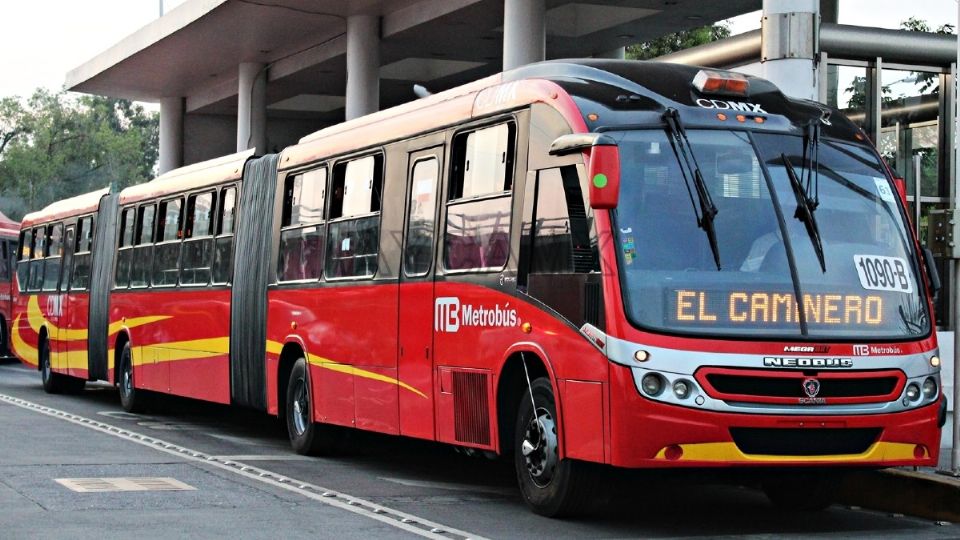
[760,0,819,101]
[595,47,626,60]
[237,62,267,153]
[158,97,183,174]
[503,0,545,71]
[346,15,380,120]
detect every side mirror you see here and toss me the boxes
[549,133,620,209]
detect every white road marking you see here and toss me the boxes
[0,392,486,540]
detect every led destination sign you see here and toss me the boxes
[672,290,884,327]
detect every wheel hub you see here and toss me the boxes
[291,377,309,436]
[522,407,558,487]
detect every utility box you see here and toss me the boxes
[928,208,960,259]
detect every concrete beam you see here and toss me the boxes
[346,15,380,120]
[158,97,184,174]
[237,62,267,153]
[503,0,545,71]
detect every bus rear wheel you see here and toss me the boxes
[514,377,598,517]
[285,358,341,456]
[118,342,146,412]
[39,337,84,394]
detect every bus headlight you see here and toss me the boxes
[641,373,664,396]
[905,383,921,402]
[673,379,692,400]
[922,377,938,399]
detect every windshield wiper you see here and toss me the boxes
[782,152,826,272]
[663,108,721,270]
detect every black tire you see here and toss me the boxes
[118,342,146,413]
[514,377,599,517]
[285,358,340,456]
[39,336,85,394]
[761,472,836,511]
[39,337,62,394]
[0,318,8,357]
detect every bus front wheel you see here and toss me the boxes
[285,358,341,456]
[514,377,598,517]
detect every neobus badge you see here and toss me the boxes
[434,296,519,333]
[763,357,853,368]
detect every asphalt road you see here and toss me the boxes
[0,360,957,540]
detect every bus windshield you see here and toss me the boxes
[612,128,930,340]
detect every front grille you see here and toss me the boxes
[695,367,906,405]
[730,427,881,456]
[707,374,898,398]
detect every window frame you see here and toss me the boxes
[324,153,385,281]
[442,120,517,274]
[278,167,328,284]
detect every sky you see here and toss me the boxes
[0,0,955,101]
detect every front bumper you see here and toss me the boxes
[608,364,943,468]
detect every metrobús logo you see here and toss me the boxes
[434,296,519,333]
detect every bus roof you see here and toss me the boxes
[0,211,18,238]
[21,187,110,228]
[119,149,255,205]
[280,72,583,171]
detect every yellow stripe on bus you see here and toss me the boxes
[27,295,171,342]
[12,314,38,367]
[266,339,426,399]
[654,441,921,463]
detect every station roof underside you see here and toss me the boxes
[65,0,759,122]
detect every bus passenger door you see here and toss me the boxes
[58,226,77,377]
[397,148,443,440]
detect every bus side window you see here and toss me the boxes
[71,216,94,291]
[444,122,515,271]
[115,208,135,289]
[213,185,237,284]
[181,190,216,286]
[131,204,156,288]
[520,166,602,327]
[153,198,183,287]
[278,168,326,282]
[325,155,382,279]
[41,223,63,292]
[19,228,36,292]
[0,240,8,281]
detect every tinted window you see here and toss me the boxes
[326,155,383,279]
[137,204,156,245]
[119,208,134,248]
[444,123,515,271]
[450,122,515,199]
[404,157,439,277]
[213,186,237,284]
[158,199,182,242]
[186,191,215,239]
[283,168,326,226]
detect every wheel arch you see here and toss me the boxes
[495,342,561,458]
[276,338,308,422]
[112,330,131,385]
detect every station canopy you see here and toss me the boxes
[66,0,758,124]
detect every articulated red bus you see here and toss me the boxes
[14,60,946,516]
[0,212,19,356]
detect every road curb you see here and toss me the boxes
[835,469,960,522]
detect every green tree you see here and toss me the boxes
[626,23,731,60]
[0,89,158,219]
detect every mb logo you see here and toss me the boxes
[853,344,870,356]
[435,297,460,332]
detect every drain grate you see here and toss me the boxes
[55,477,196,493]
